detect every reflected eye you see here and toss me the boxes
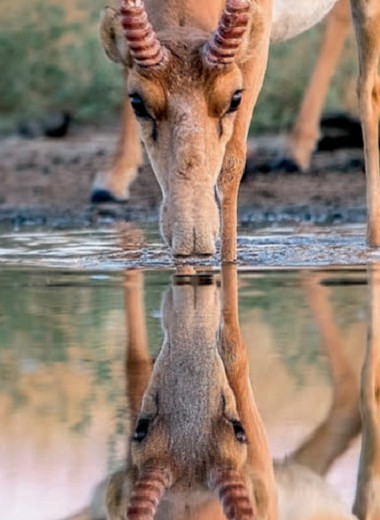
[133,418,150,442]
[226,90,243,114]
[231,420,247,443]
[129,93,151,119]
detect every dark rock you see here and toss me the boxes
[43,112,71,138]
[317,112,363,151]
[17,111,71,139]
[91,189,125,204]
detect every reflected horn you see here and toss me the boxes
[120,0,166,67]
[127,467,173,519]
[204,0,252,66]
[209,468,255,520]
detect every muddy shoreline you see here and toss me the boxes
[0,129,367,230]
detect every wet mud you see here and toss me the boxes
[0,129,367,230]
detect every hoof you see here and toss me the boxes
[91,189,128,204]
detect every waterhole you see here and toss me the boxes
[0,224,376,519]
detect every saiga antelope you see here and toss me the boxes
[94,0,380,260]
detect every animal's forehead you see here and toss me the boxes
[132,43,209,92]
[131,35,241,94]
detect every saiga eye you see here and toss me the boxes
[129,93,152,119]
[133,418,150,442]
[226,90,243,114]
[231,420,247,443]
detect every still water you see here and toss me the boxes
[0,227,377,519]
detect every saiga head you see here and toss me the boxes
[100,0,252,257]
[107,276,255,520]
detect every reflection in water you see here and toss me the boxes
[2,266,380,519]
[108,266,277,520]
[104,266,377,520]
[353,265,380,519]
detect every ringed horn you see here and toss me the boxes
[205,0,252,65]
[126,467,174,519]
[209,468,255,520]
[120,0,166,67]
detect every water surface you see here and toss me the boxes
[0,257,369,519]
[1,224,379,269]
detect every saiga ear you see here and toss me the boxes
[99,6,129,64]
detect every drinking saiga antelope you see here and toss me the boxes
[93,0,380,259]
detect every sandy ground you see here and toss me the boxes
[0,127,367,229]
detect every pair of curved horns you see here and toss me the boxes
[119,0,252,67]
[126,466,254,520]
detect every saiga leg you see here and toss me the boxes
[91,96,143,203]
[219,2,272,263]
[106,270,153,520]
[353,263,380,519]
[290,274,361,475]
[288,0,351,171]
[124,270,152,420]
[350,0,380,247]
[220,264,278,520]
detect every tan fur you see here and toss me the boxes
[351,0,380,247]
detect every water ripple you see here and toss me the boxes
[0,224,378,270]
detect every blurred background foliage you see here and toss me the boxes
[0,0,358,134]
[0,0,123,133]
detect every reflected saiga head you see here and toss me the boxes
[100,0,252,256]
[107,275,255,520]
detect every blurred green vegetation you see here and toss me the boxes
[0,0,358,134]
[0,0,123,132]
[253,28,358,133]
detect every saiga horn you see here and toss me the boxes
[120,0,166,67]
[209,468,255,519]
[126,467,173,519]
[205,0,252,65]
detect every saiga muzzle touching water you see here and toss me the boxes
[96,0,380,259]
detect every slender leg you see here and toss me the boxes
[353,263,380,519]
[290,274,361,475]
[288,0,351,171]
[91,97,143,203]
[350,0,380,247]
[124,270,152,421]
[219,4,272,263]
[220,264,279,520]
[106,270,152,520]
